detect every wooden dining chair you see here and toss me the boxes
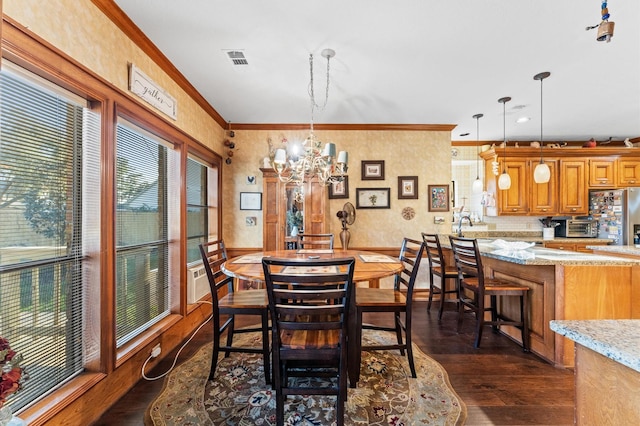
[448,236,530,351]
[199,240,270,383]
[262,256,355,426]
[296,233,334,250]
[421,233,461,320]
[352,237,425,384]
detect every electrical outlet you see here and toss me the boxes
[151,344,161,358]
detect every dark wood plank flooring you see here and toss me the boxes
[94,300,575,425]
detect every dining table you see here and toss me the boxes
[221,248,404,386]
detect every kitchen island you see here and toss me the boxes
[550,320,640,425]
[439,237,640,368]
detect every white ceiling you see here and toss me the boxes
[113,0,639,143]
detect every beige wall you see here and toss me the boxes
[224,129,453,248]
[4,0,226,150]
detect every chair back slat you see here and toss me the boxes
[297,233,335,250]
[422,233,446,270]
[263,257,355,336]
[449,236,485,294]
[394,238,426,301]
[199,240,233,308]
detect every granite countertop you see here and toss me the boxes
[549,320,640,373]
[439,235,640,266]
[586,245,640,256]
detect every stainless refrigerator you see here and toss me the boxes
[589,188,640,246]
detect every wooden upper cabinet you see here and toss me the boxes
[498,160,528,215]
[530,159,558,215]
[589,159,616,187]
[559,160,588,214]
[617,160,640,187]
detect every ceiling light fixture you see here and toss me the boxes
[472,113,484,194]
[533,71,551,184]
[272,49,348,186]
[497,97,512,190]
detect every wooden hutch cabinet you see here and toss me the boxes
[261,168,328,251]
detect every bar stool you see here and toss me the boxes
[449,236,530,351]
[421,233,460,320]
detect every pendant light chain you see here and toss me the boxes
[308,52,332,132]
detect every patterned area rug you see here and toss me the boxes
[145,331,466,425]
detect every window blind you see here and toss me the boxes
[115,121,171,346]
[0,66,99,411]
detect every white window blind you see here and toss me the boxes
[0,66,100,411]
[115,121,173,346]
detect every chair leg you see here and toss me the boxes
[394,312,405,356]
[437,277,446,320]
[474,294,485,349]
[210,317,221,380]
[351,308,364,387]
[427,272,434,313]
[404,314,417,378]
[261,311,271,385]
[457,295,465,333]
[224,316,235,358]
[490,295,499,333]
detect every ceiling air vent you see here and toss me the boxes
[226,50,248,66]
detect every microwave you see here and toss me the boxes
[555,218,598,238]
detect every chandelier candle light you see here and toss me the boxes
[472,113,484,194]
[272,49,348,186]
[533,71,551,184]
[497,96,512,190]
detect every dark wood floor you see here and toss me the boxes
[94,300,575,425]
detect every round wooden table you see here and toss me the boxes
[221,248,403,386]
[222,249,403,288]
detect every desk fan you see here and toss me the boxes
[336,202,356,249]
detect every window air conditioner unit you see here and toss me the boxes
[187,263,210,304]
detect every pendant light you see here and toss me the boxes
[497,97,512,190]
[533,71,551,184]
[472,113,484,194]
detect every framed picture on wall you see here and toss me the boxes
[240,192,262,210]
[397,176,418,199]
[356,188,390,209]
[361,160,385,180]
[428,185,449,212]
[328,176,349,199]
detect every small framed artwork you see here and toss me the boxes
[240,192,262,210]
[397,176,418,199]
[428,185,450,212]
[361,160,385,180]
[356,187,390,209]
[329,176,349,199]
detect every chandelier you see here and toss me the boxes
[272,49,348,186]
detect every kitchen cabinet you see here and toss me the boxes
[481,147,640,217]
[498,160,529,215]
[530,159,558,215]
[261,168,328,251]
[617,159,640,187]
[588,158,616,187]
[559,160,588,215]
[485,157,557,216]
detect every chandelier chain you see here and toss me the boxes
[308,53,331,131]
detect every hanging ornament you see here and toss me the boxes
[586,1,614,42]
